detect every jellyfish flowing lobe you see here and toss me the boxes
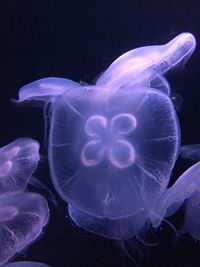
[96,32,196,91]
[17,33,195,103]
[18,78,80,104]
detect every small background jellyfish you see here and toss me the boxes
[1,1,200,267]
[0,138,40,194]
[0,138,51,266]
[0,192,49,265]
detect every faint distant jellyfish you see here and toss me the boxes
[3,262,50,267]
[0,138,39,194]
[16,33,196,239]
[181,190,200,240]
[149,160,200,243]
[0,192,49,265]
[180,144,200,162]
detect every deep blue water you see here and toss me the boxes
[1,1,200,266]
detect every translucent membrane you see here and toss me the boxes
[0,192,49,265]
[0,138,40,194]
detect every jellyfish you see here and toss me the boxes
[152,160,200,241]
[15,33,196,239]
[3,262,50,267]
[181,190,200,240]
[0,138,39,194]
[0,138,57,208]
[0,192,49,265]
[180,144,200,162]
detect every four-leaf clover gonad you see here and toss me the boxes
[81,113,137,169]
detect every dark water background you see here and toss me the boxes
[0,1,200,266]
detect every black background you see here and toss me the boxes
[1,1,200,267]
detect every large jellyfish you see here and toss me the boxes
[0,192,49,265]
[15,33,197,239]
[0,138,40,194]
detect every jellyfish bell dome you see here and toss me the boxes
[49,85,180,219]
[0,138,40,194]
[0,192,49,265]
